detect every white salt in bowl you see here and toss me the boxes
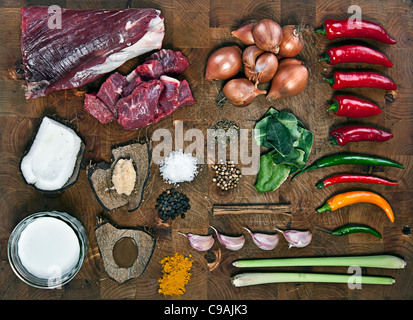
[7,211,88,289]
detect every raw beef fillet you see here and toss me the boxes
[116,80,164,130]
[21,6,165,99]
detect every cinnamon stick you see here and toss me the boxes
[212,203,292,216]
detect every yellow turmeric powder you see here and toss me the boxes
[158,253,193,298]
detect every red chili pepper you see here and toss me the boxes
[328,95,382,118]
[329,125,393,146]
[315,18,396,44]
[316,174,398,188]
[324,72,397,90]
[320,45,393,67]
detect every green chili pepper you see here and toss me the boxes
[292,153,404,180]
[318,225,382,239]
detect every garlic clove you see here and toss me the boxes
[210,226,245,251]
[243,227,279,250]
[179,232,214,251]
[275,228,312,248]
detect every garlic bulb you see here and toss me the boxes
[275,228,312,248]
[243,227,279,250]
[210,226,245,251]
[179,232,214,251]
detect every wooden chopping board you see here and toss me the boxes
[0,0,412,301]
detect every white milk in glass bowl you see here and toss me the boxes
[8,211,88,289]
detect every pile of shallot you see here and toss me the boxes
[205,19,309,107]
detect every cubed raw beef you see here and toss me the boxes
[83,93,116,124]
[177,79,196,107]
[116,80,164,130]
[146,49,190,75]
[158,76,196,117]
[132,59,164,80]
[82,49,195,130]
[152,104,167,124]
[129,49,190,80]
[96,72,127,116]
[122,75,143,97]
[158,75,181,115]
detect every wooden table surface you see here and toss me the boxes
[0,0,412,300]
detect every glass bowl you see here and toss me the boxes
[7,211,88,289]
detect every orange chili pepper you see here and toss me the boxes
[316,191,394,223]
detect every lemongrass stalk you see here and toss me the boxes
[232,255,406,269]
[231,272,395,287]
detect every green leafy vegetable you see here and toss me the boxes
[255,150,290,193]
[294,126,313,162]
[254,107,313,193]
[276,112,301,141]
[272,148,306,171]
[266,120,294,156]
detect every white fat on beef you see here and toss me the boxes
[73,13,165,83]
[20,117,82,191]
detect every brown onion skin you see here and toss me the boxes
[267,58,309,100]
[277,57,303,67]
[277,25,304,59]
[242,45,264,69]
[245,52,278,84]
[223,78,267,107]
[231,22,257,45]
[252,19,283,54]
[205,46,242,81]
